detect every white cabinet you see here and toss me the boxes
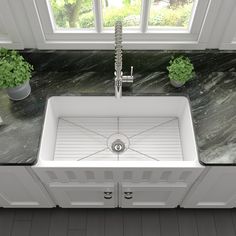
[0,167,54,208]
[120,183,187,208]
[49,183,117,208]
[33,167,203,208]
[181,167,236,208]
[46,181,188,208]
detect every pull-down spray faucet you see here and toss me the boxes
[114,21,134,98]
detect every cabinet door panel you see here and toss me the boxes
[120,183,187,208]
[0,167,54,208]
[181,167,236,208]
[49,183,117,208]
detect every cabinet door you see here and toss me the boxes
[49,183,117,208]
[120,183,187,208]
[181,167,236,208]
[0,167,54,208]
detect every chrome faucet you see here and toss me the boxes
[114,21,133,98]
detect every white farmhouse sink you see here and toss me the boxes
[36,96,201,168]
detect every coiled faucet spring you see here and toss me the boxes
[114,21,134,99]
[115,21,123,78]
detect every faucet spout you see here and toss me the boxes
[114,21,123,98]
[115,74,122,98]
[114,21,134,98]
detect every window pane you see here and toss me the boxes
[148,0,195,28]
[102,0,142,28]
[48,0,95,29]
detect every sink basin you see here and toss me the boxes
[36,96,201,168]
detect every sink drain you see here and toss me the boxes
[111,139,125,153]
[107,133,129,154]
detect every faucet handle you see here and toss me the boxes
[122,66,134,83]
[130,66,133,77]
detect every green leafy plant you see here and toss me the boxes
[149,4,192,27]
[79,3,141,28]
[0,48,33,88]
[49,0,193,29]
[167,56,194,83]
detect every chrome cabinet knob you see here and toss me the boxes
[104,191,113,199]
[124,191,133,199]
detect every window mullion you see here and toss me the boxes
[141,0,151,33]
[94,0,102,33]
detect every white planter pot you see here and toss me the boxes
[6,80,31,101]
[170,79,185,88]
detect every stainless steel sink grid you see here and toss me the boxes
[54,117,183,162]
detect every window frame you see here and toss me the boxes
[22,0,219,50]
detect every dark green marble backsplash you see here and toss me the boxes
[20,50,236,74]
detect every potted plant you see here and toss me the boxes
[0,48,33,100]
[167,56,194,88]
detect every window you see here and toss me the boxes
[22,0,219,49]
[47,0,143,31]
[148,0,195,29]
[48,0,95,29]
[102,0,142,29]
[47,0,196,31]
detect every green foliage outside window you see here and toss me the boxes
[49,0,193,29]
[149,4,193,27]
[49,0,94,28]
[102,0,141,27]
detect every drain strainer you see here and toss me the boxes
[107,133,129,154]
[111,139,125,153]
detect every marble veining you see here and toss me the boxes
[21,50,236,73]
[0,51,235,165]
